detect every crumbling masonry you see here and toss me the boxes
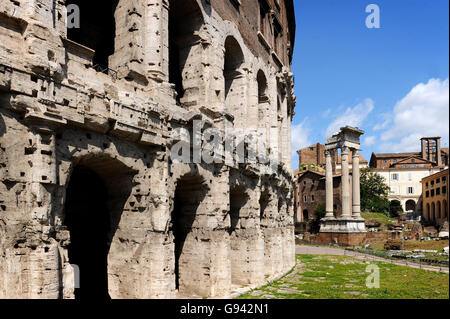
[0,0,296,298]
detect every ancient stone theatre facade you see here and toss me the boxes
[0,0,296,298]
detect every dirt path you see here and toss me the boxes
[296,245,449,274]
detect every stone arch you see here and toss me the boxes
[63,155,136,299]
[171,172,208,296]
[169,0,206,106]
[426,203,430,221]
[431,202,436,221]
[303,209,309,221]
[437,201,442,219]
[442,199,448,218]
[66,0,119,69]
[405,199,416,212]
[224,36,246,125]
[259,188,271,224]
[228,184,249,285]
[257,70,268,104]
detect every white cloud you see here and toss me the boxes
[291,118,311,168]
[378,78,449,152]
[373,113,392,131]
[321,108,332,118]
[363,135,376,147]
[326,98,374,137]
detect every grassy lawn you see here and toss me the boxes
[369,239,449,251]
[402,240,449,251]
[238,255,449,299]
[361,212,396,225]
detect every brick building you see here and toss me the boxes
[421,169,449,225]
[370,137,448,215]
[294,170,346,232]
[294,142,366,232]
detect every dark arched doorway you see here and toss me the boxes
[303,209,309,221]
[64,156,136,299]
[229,185,248,285]
[64,166,110,299]
[171,174,208,295]
[405,200,416,212]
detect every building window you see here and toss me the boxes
[259,0,271,39]
[436,188,441,196]
[402,165,408,168]
[303,195,308,202]
[273,17,283,58]
[436,178,441,184]
[431,180,435,186]
[431,189,435,197]
[411,164,417,168]
[407,187,414,194]
[391,187,398,194]
[425,182,429,189]
[443,176,447,183]
[311,195,315,202]
[66,0,119,71]
[426,191,430,198]
[303,181,307,185]
[408,173,412,181]
[443,186,447,194]
[392,173,399,181]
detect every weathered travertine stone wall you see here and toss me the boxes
[0,0,296,299]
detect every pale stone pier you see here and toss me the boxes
[319,126,367,245]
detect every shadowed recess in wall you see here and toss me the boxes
[63,156,136,300]
[66,0,119,68]
[171,173,208,295]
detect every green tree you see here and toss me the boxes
[360,168,390,213]
[389,200,403,218]
[309,202,336,233]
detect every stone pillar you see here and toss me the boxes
[341,147,351,217]
[325,150,334,218]
[436,138,442,166]
[421,139,427,160]
[352,150,361,218]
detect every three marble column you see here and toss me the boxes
[324,147,362,219]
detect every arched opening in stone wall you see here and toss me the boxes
[426,203,430,220]
[437,201,441,219]
[405,200,416,212]
[229,186,247,235]
[229,186,248,285]
[431,202,436,221]
[171,174,207,295]
[259,189,270,223]
[303,209,309,221]
[257,70,268,105]
[63,156,135,300]
[224,36,245,118]
[169,0,204,105]
[66,0,119,69]
[444,200,448,218]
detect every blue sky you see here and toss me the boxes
[290,0,449,169]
